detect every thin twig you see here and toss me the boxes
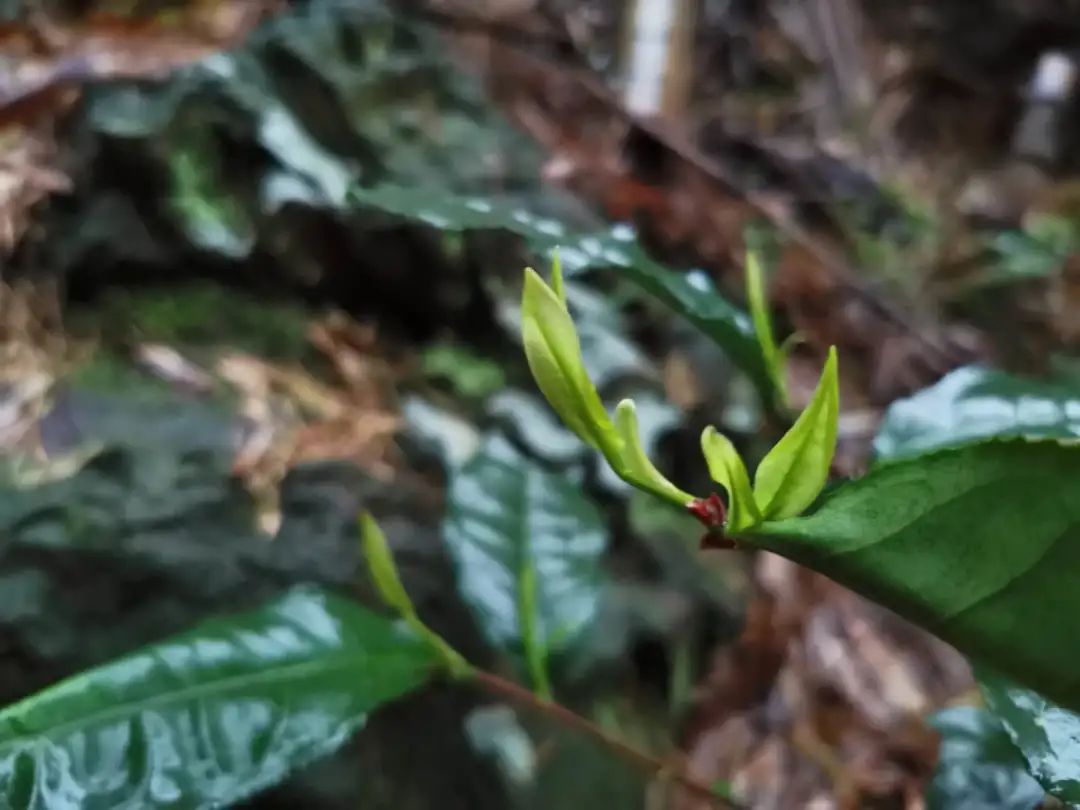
[473,669,741,810]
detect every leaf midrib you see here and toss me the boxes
[0,646,428,758]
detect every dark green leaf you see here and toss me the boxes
[981,669,1080,803]
[875,366,1080,459]
[348,184,772,399]
[443,441,608,663]
[926,706,1046,810]
[0,586,440,809]
[750,438,1080,712]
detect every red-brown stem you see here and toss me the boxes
[473,669,739,809]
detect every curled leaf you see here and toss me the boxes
[753,346,839,520]
[614,399,693,504]
[700,426,760,532]
[521,267,618,455]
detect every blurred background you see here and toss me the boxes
[2,0,1078,807]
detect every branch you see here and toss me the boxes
[473,669,741,810]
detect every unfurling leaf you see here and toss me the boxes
[698,348,839,533]
[360,511,418,621]
[521,266,617,454]
[521,263,691,508]
[700,426,760,533]
[360,512,472,677]
[753,346,838,520]
[614,399,693,504]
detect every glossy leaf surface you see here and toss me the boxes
[875,365,1080,459]
[751,438,1080,712]
[0,587,439,809]
[925,706,1045,810]
[349,183,772,399]
[443,443,608,661]
[980,669,1080,803]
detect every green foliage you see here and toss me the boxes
[443,442,608,680]
[749,347,838,520]
[0,587,440,809]
[166,124,255,259]
[878,360,1080,802]
[522,265,619,455]
[522,266,692,505]
[359,514,472,677]
[350,183,774,401]
[745,250,786,404]
[980,669,1080,803]
[700,427,759,532]
[421,343,506,401]
[522,261,839,528]
[100,283,311,360]
[925,707,1045,809]
[698,348,838,529]
[876,364,1080,459]
[752,438,1080,713]
[984,214,1080,289]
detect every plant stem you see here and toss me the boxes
[473,669,740,809]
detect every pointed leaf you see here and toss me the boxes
[700,427,760,532]
[443,443,608,666]
[745,251,784,402]
[980,669,1080,803]
[521,268,617,454]
[753,346,838,519]
[360,513,472,676]
[926,707,1045,810]
[750,438,1080,713]
[550,249,567,305]
[360,511,417,621]
[613,399,693,505]
[0,586,440,809]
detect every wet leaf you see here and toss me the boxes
[980,669,1080,803]
[0,586,440,809]
[926,706,1045,810]
[750,438,1080,713]
[875,365,1080,459]
[752,347,838,519]
[443,441,608,668]
[348,184,772,399]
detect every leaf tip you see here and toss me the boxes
[550,248,566,305]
